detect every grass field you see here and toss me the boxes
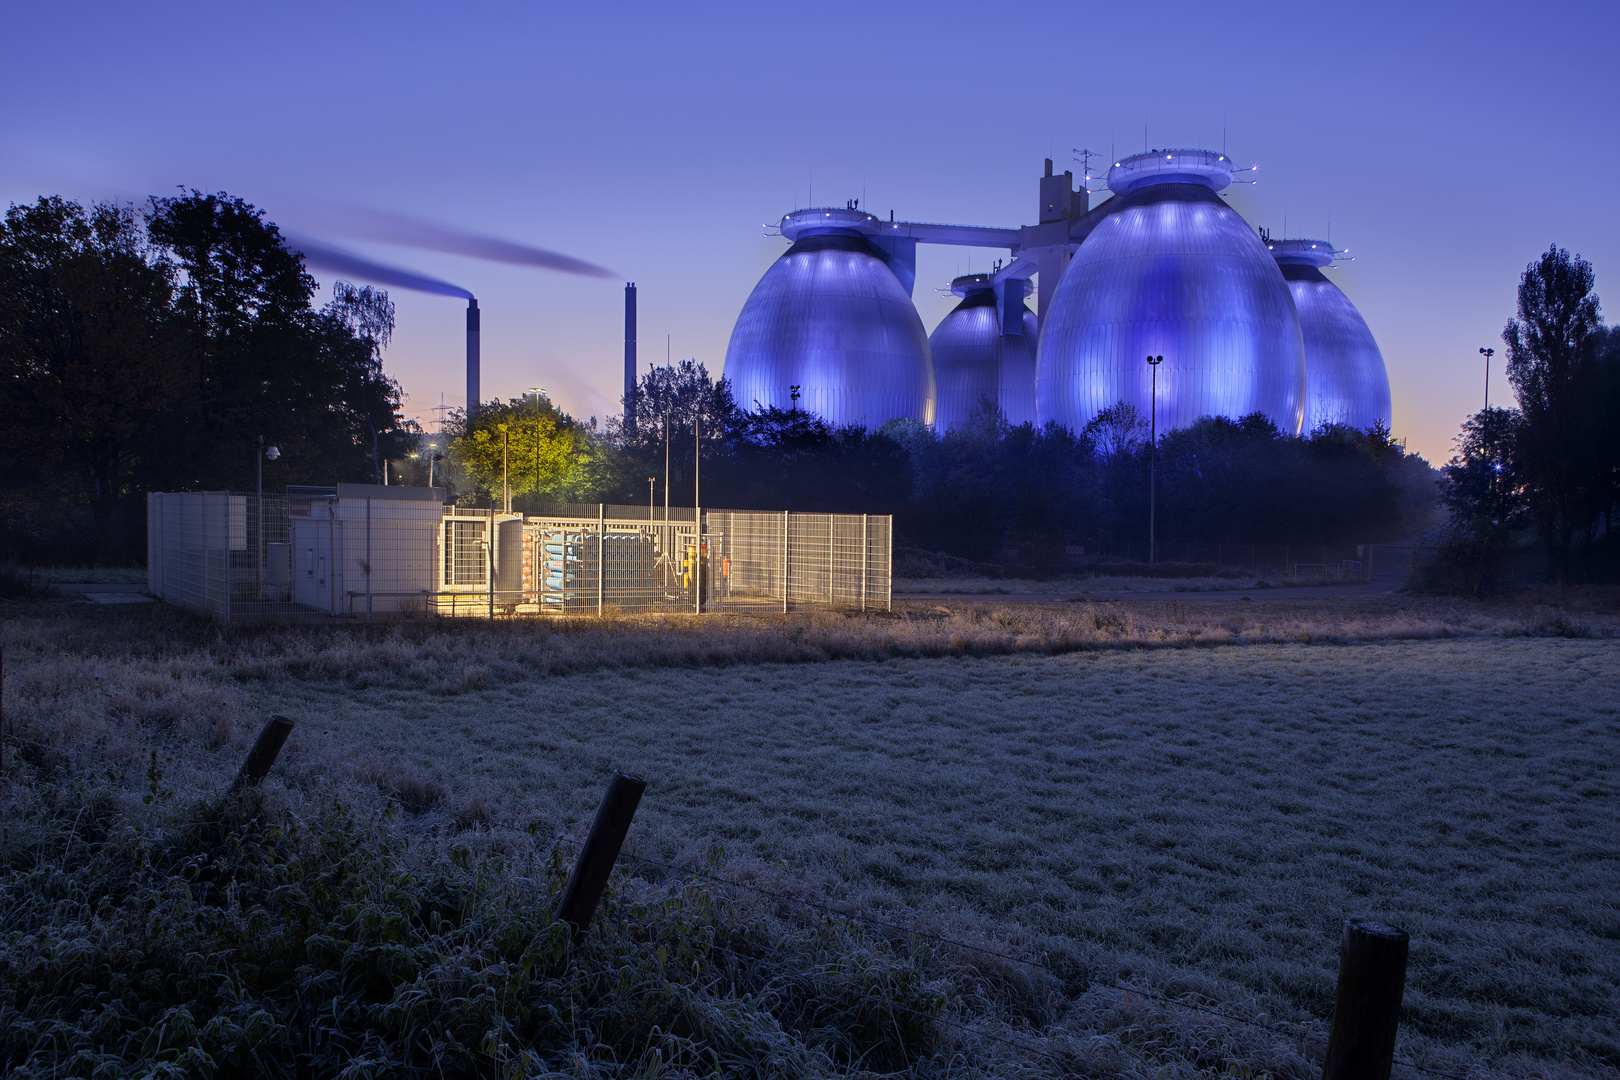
[3,596,1618,1077]
[259,638,1619,1070]
[892,573,1268,594]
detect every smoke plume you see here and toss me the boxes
[310,205,615,279]
[285,233,474,299]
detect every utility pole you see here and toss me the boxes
[255,435,279,596]
[1146,355,1163,566]
[1479,347,1494,412]
[527,387,546,501]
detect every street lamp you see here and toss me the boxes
[255,436,280,595]
[1146,355,1163,566]
[527,387,546,499]
[648,476,656,522]
[1479,347,1494,412]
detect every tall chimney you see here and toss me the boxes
[465,298,480,419]
[624,282,637,431]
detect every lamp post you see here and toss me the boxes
[527,387,546,500]
[427,441,438,489]
[648,476,656,522]
[1479,347,1494,412]
[255,436,280,596]
[1146,355,1163,566]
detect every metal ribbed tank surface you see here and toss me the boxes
[1036,149,1306,436]
[930,274,1037,429]
[725,209,934,428]
[1267,239,1392,433]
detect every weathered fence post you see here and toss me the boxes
[555,771,647,940]
[230,714,295,792]
[1322,918,1409,1080]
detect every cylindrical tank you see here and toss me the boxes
[1036,148,1306,436]
[1267,239,1392,433]
[724,208,934,428]
[929,274,1038,430]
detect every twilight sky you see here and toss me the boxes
[4,0,1616,464]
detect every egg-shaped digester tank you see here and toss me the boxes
[724,208,934,428]
[1267,239,1392,433]
[929,274,1038,429]
[1036,149,1306,436]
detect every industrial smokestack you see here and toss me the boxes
[466,298,481,418]
[624,282,637,430]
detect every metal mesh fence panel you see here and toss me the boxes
[146,494,891,620]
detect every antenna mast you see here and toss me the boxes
[1073,148,1101,190]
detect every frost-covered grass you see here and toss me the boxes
[37,564,147,583]
[3,599,1619,1077]
[894,574,1270,594]
[263,638,1618,1075]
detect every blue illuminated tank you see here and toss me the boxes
[1036,149,1306,436]
[724,208,935,428]
[1266,239,1392,433]
[929,274,1037,429]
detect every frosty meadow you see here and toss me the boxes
[2,594,1617,1077]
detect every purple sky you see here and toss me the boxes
[4,0,1616,464]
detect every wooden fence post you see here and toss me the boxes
[1322,918,1409,1080]
[230,714,295,792]
[555,771,647,941]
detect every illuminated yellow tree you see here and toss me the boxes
[450,396,595,501]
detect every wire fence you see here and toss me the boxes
[146,489,893,622]
[1070,540,1425,584]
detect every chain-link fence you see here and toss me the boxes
[147,489,892,622]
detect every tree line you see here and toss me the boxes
[1,187,1441,568]
[571,369,1437,566]
[0,194,415,563]
[1434,245,1620,589]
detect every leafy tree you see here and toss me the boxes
[0,190,417,563]
[0,198,180,558]
[614,359,743,456]
[1503,245,1606,581]
[1083,400,1147,460]
[326,281,403,485]
[1441,407,1527,529]
[1424,407,1529,594]
[448,396,599,506]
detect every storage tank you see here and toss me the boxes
[724,208,935,428]
[1267,239,1392,433]
[1036,149,1306,436]
[929,274,1038,429]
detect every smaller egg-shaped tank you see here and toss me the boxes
[1036,148,1306,436]
[724,208,934,428]
[1267,239,1392,433]
[929,274,1038,429]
